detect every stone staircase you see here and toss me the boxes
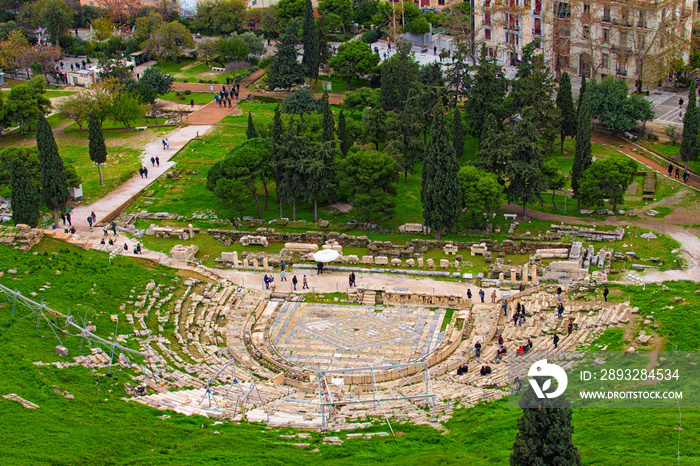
[362,291,376,306]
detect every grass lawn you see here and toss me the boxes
[160,91,215,105]
[0,240,699,464]
[153,59,231,84]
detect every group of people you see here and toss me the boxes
[150,156,161,167]
[668,162,691,183]
[138,166,149,178]
[215,84,240,108]
[161,139,169,150]
[86,211,97,228]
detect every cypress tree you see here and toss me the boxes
[453,107,464,160]
[576,73,587,116]
[271,104,286,218]
[466,44,508,137]
[680,79,698,170]
[337,110,349,157]
[505,108,547,216]
[572,91,592,209]
[556,72,577,152]
[511,380,581,465]
[321,91,335,143]
[302,0,319,86]
[36,113,68,229]
[422,107,462,240]
[88,111,107,186]
[9,159,40,228]
[247,112,258,139]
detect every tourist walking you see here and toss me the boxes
[502,301,508,317]
[317,262,323,275]
[302,275,309,289]
[139,167,144,178]
[144,167,148,179]
[165,139,169,149]
[603,285,609,302]
[91,211,96,223]
[668,162,674,176]
[557,303,564,319]
[103,225,108,236]
[474,341,481,358]
[478,289,485,303]
[87,216,93,228]
[553,334,560,349]
[557,286,562,301]
[498,334,504,346]
[568,321,574,336]
[348,273,353,287]
[280,261,287,281]
[156,156,160,167]
[111,222,117,235]
[191,98,194,108]
[467,289,472,300]
[491,290,497,303]
[151,157,155,166]
[675,167,680,179]
[264,274,270,289]
[292,275,298,290]
[61,213,66,225]
[351,272,356,287]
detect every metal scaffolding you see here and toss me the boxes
[316,362,436,431]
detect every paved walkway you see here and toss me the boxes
[67,125,211,231]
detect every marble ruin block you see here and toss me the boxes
[375,256,389,265]
[522,264,529,284]
[398,223,424,233]
[534,248,569,260]
[55,345,69,356]
[443,243,458,255]
[391,258,402,266]
[262,257,268,269]
[169,244,198,261]
[252,259,259,269]
[220,251,238,265]
[531,265,537,283]
[440,259,449,268]
[240,235,269,247]
[406,258,415,267]
[345,255,359,264]
[510,268,517,282]
[498,272,504,281]
[417,257,424,267]
[188,224,194,238]
[243,258,249,267]
[426,258,435,269]
[471,243,488,256]
[284,242,319,253]
[361,255,374,264]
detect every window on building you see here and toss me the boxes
[89,1,94,5]
[534,18,541,35]
[602,53,609,69]
[638,11,645,27]
[603,6,610,22]
[603,28,609,43]
[583,2,590,15]
[484,13,491,26]
[583,25,589,39]
[555,1,570,18]
[438,0,445,4]
[485,28,491,40]
[620,32,627,48]
[534,0,541,14]
[487,47,495,58]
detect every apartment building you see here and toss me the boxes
[472,0,696,88]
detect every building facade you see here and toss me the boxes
[472,0,696,87]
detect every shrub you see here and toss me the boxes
[362,29,380,44]
[258,55,274,69]
[282,89,319,114]
[647,132,659,142]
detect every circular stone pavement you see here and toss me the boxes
[267,302,448,370]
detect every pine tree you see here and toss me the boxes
[511,380,581,465]
[572,91,592,209]
[36,113,68,228]
[88,111,107,186]
[9,159,40,228]
[556,72,577,152]
[337,110,350,157]
[247,112,258,139]
[302,0,319,86]
[422,107,462,240]
[453,107,464,160]
[300,140,338,221]
[321,91,335,143]
[478,113,510,177]
[505,108,547,216]
[267,21,306,91]
[680,79,698,170]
